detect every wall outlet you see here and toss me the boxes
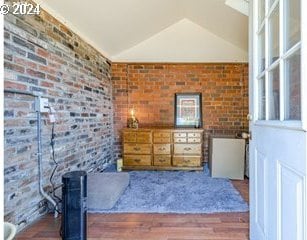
[35,97,49,113]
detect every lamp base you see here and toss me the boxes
[127,117,139,129]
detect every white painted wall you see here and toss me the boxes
[113,18,248,62]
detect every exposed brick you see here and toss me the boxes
[4,62,25,73]
[4,31,10,39]
[4,54,13,61]
[12,36,35,52]
[4,2,113,231]
[4,110,14,117]
[17,75,39,85]
[4,81,27,90]
[59,24,73,37]
[16,19,38,37]
[30,86,46,94]
[27,52,47,65]
[17,146,28,154]
[53,26,66,39]
[36,48,49,58]
[4,166,17,175]
[112,63,248,162]
[14,57,38,69]
[26,69,46,79]
[62,41,74,50]
[84,86,92,92]
[40,81,54,88]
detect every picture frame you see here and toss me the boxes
[174,93,202,128]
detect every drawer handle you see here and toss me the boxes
[184,147,192,151]
[158,159,166,162]
[134,159,141,163]
[133,147,141,151]
[183,159,191,163]
[158,147,166,151]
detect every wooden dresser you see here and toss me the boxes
[122,128,204,171]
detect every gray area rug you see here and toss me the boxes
[87,172,130,210]
[89,167,248,214]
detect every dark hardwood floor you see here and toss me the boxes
[17,179,249,240]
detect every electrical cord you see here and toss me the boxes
[47,110,63,237]
[49,122,62,214]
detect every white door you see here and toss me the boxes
[249,0,307,239]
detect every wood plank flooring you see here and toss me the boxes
[16,179,249,240]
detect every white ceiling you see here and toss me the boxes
[34,0,248,62]
[113,18,248,62]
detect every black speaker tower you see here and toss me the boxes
[62,171,87,240]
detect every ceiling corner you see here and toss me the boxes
[33,0,112,60]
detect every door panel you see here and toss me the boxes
[254,150,266,237]
[250,126,306,240]
[278,162,305,240]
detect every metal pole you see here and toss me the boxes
[36,105,59,218]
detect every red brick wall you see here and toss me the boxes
[112,63,249,162]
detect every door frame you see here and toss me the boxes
[302,0,307,131]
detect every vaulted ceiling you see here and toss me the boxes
[34,0,248,62]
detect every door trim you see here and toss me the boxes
[276,161,306,240]
[302,0,307,131]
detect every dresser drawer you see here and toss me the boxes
[188,132,201,138]
[174,144,201,155]
[153,155,171,166]
[124,155,151,166]
[124,143,152,154]
[153,144,171,154]
[153,132,171,143]
[174,132,187,138]
[136,132,152,143]
[174,137,187,143]
[153,132,171,138]
[154,137,171,143]
[173,156,201,167]
[187,138,201,143]
[123,132,136,142]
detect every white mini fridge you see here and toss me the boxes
[209,136,245,180]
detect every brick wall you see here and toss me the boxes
[4,3,114,229]
[112,63,249,161]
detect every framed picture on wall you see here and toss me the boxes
[174,93,202,128]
